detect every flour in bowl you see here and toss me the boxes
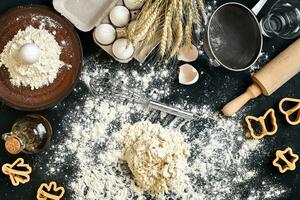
[0,25,69,89]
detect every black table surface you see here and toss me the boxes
[0,0,299,199]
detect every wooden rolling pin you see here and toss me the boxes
[222,38,300,116]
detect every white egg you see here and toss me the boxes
[112,39,134,60]
[109,6,130,27]
[94,24,116,45]
[178,64,199,85]
[124,0,144,10]
[19,43,41,64]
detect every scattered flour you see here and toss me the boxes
[38,52,287,200]
[0,25,68,89]
[249,51,270,75]
[31,14,63,29]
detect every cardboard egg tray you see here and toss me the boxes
[53,0,159,63]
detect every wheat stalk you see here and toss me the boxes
[170,0,183,57]
[133,4,161,44]
[197,0,204,10]
[197,0,207,24]
[143,17,161,45]
[193,1,202,33]
[160,0,174,56]
[167,24,173,49]
[128,0,154,42]
[184,0,193,48]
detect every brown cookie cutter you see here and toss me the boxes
[37,181,65,200]
[245,108,278,139]
[273,147,299,173]
[279,97,300,126]
[1,157,32,186]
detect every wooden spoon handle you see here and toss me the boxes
[222,83,262,116]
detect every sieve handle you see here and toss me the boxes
[252,0,268,15]
[148,101,195,120]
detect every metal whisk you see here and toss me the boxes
[89,75,198,120]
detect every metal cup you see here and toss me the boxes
[204,0,268,71]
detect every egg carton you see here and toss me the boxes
[53,0,159,63]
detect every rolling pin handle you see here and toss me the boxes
[222,83,262,116]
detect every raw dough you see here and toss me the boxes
[122,121,189,195]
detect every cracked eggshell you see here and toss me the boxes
[112,38,134,60]
[124,0,144,10]
[178,64,199,85]
[94,24,116,45]
[178,44,199,62]
[109,6,130,27]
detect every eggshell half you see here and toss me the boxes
[178,64,199,85]
[178,44,199,62]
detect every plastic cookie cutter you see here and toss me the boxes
[273,147,299,173]
[245,108,278,139]
[279,97,300,126]
[1,157,32,186]
[37,181,65,200]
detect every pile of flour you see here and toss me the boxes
[0,25,68,89]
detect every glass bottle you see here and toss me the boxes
[260,0,300,39]
[2,114,52,154]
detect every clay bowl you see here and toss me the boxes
[0,5,83,111]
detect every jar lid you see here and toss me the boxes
[5,137,22,154]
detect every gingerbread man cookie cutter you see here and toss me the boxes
[1,157,32,186]
[279,97,300,126]
[245,108,278,139]
[37,181,65,200]
[273,147,299,173]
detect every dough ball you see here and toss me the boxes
[122,122,189,195]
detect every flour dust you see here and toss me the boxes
[30,49,287,200]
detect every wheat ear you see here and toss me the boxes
[133,4,161,44]
[197,0,208,24]
[167,24,173,49]
[128,0,153,44]
[160,0,173,56]
[170,0,183,57]
[143,16,162,45]
[183,0,193,48]
[193,1,202,33]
